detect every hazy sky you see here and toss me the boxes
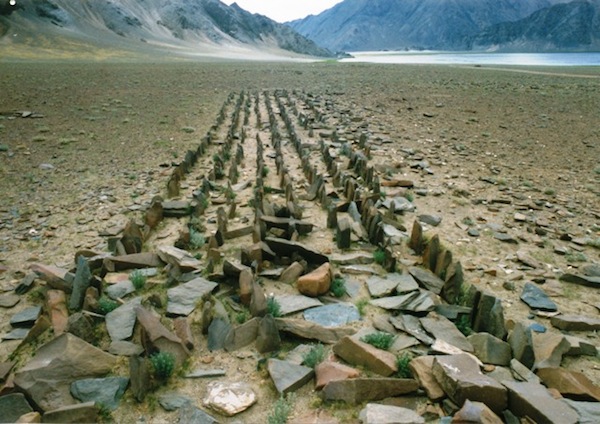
[223,0,343,23]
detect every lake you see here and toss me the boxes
[340,51,600,66]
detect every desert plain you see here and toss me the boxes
[0,59,599,423]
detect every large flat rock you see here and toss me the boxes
[322,378,419,404]
[503,380,578,424]
[167,277,218,316]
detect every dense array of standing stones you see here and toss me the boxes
[1,88,599,423]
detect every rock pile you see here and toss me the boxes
[0,89,598,424]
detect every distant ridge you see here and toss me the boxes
[0,0,333,59]
[289,0,600,52]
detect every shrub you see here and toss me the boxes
[455,315,473,337]
[98,296,119,315]
[330,277,347,298]
[360,332,395,350]
[268,393,296,424]
[129,270,146,290]
[150,351,175,381]
[302,344,325,369]
[396,352,413,378]
[267,296,282,318]
[373,249,386,265]
[189,227,205,249]
[355,298,369,317]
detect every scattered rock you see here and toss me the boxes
[256,314,281,353]
[136,306,190,366]
[408,266,444,295]
[409,355,445,401]
[432,354,507,414]
[551,314,600,331]
[10,305,42,327]
[359,403,425,424]
[420,313,473,352]
[333,336,398,377]
[537,367,600,402]
[106,297,142,341]
[280,261,304,284]
[315,360,359,390]
[468,333,512,366]
[268,358,314,394]
[275,294,323,316]
[322,378,418,404]
[531,332,569,370]
[520,282,557,311]
[203,381,257,416]
[0,393,33,423]
[158,392,192,411]
[502,380,578,424]
[157,245,202,272]
[14,333,117,411]
[70,376,129,411]
[167,277,218,316]
[297,262,332,297]
[42,401,98,423]
[276,318,356,344]
[179,402,219,424]
[303,303,361,327]
[0,294,20,308]
[452,399,503,424]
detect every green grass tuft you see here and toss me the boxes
[267,296,282,318]
[150,351,175,382]
[98,296,119,315]
[360,331,395,350]
[396,352,413,378]
[302,344,326,369]
[267,393,296,424]
[129,270,147,290]
[373,249,386,265]
[330,277,347,298]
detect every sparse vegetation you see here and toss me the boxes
[455,314,473,336]
[129,270,147,290]
[189,227,205,249]
[373,249,386,265]
[330,277,347,298]
[267,296,282,318]
[302,344,326,369]
[404,191,414,202]
[150,351,176,382]
[267,393,296,424]
[566,252,588,263]
[98,296,119,315]
[360,331,395,350]
[262,165,269,177]
[355,298,369,317]
[236,309,250,324]
[396,352,413,378]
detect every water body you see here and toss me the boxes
[341,51,600,66]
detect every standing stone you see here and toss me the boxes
[66,312,95,344]
[268,359,314,394]
[432,354,507,414]
[14,333,117,412]
[136,307,190,366]
[468,333,512,366]
[129,356,151,402]
[256,315,281,353]
[239,269,253,305]
[280,261,304,285]
[508,322,535,369]
[173,317,194,350]
[502,381,578,424]
[249,281,267,317]
[442,261,464,305]
[409,356,445,401]
[69,256,92,311]
[408,266,445,295]
[224,318,259,352]
[207,318,232,351]
[106,297,142,342]
[336,218,352,249]
[423,234,440,273]
[409,220,424,255]
[531,332,569,370]
[145,197,163,229]
[359,403,425,424]
[472,292,507,340]
[315,361,360,390]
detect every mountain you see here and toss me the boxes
[468,0,600,51]
[0,0,333,59]
[289,0,582,52]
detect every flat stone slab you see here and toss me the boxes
[421,313,473,352]
[520,282,557,311]
[157,245,202,272]
[185,368,226,379]
[330,252,374,265]
[303,303,360,327]
[158,392,192,411]
[167,277,218,316]
[333,336,397,377]
[359,403,425,424]
[10,306,42,327]
[370,290,436,314]
[0,392,33,423]
[276,318,356,344]
[106,280,135,300]
[2,327,29,340]
[106,297,142,341]
[0,294,20,308]
[390,314,435,345]
[268,359,314,394]
[503,380,578,424]
[367,273,408,298]
[70,376,129,411]
[265,237,328,265]
[382,197,415,212]
[565,399,600,424]
[538,367,600,402]
[322,378,419,404]
[551,314,600,331]
[559,273,600,288]
[408,266,444,294]
[275,294,323,316]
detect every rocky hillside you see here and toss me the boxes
[0,0,333,58]
[289,0,594,52]
[468,0,600,51]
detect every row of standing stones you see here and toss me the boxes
[1,90,600,423]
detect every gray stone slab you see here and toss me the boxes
[371,290,436,314]
[70,377,129,411]
[275,294,323,316]
[106,280,135,300]
[520,282,557,311]
[106,297,142,342]
[303,303,361,327]
[167,277,218,316]
[268,358,314,394]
